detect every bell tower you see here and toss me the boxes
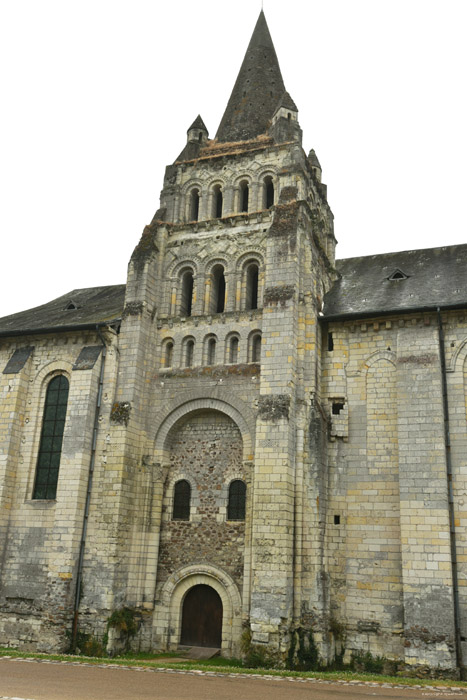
[113,9,336,658]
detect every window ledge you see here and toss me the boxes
[24,499,57,508]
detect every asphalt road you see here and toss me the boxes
[0,658,465,700]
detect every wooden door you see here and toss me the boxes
[180,584,223,647]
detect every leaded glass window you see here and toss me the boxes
[173,479,191,520]
[227,480,246,520]
[33,375,69,500]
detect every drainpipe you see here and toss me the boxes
[71,327,107,652]
[437,308,463,674]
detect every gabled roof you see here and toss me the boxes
[215,11,286,142]
[323,244,467,320]
[0,285,126,337]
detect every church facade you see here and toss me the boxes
[1,12,467,673]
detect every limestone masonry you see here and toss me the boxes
[1,11,467,674]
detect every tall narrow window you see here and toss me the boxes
[163,340,174,367]
[211,265,226,313]
[246,263,259,310]
[250,333,262,363]
[264,176,274,209]
[185,339,194,368]
[240,181,249,213]
[190,189,200,221]
[229,336,239,364]
[180,270,194,316]
[207,337,216,365]
[33,375,69,500]
[227,480,246,520]
[213,185,223,218]
[173,480,191,520]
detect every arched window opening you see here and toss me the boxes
[163,340,174,367]
[227,480,246,520]
[33,375,69,500]
[173,479,191,520]
[185,339,195,368]
[211,264,226,313]
[198,132,203,142]
[264,176,274,209]
[213,185,223,218]
[229,336,239,364]
[190,189,200,221]
[250,333,262,363]
[180,269,194,316]
[207,337,216,366]
[246,263,259,310]
[240,180,249,213]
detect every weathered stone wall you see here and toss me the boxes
[157,411,245,590]
[0,331,116,651]
[323,311,467,670]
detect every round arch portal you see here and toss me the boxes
[180,584,223,648]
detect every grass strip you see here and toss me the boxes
[1,648,466,688]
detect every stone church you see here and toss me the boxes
[1,10,467,673]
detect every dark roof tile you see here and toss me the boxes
[0,285,126,337]
[215,11,286,142]
[323,244,467,319]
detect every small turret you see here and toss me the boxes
[187,115,209,145]
[269,91,302,144]
[175,116,209,163]
[308,148,322,182]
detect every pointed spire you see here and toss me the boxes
[308,149,321,169]
[275,91,298,113]
[188,115,208,133]
[215,11,286,142]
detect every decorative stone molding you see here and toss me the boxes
[110,401,131,426]
[263,285,295,307]
[258,394,290,421]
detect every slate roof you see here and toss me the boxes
[323,244,467,320]
[215,11,286,142]
[0,285,126,337]
[275,91,298,112]
[188,115,208,133]
[308,149,321,169]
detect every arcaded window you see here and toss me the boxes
[229,336,239,364]
[239,180,249,213]
[264,176,274,209]
[250,332,262,363]
[213,185,223,218]
[162,340,174,368]
[180,269,194,316]
[173,480,191,520]
[184,338,195,368]
[227,480,246,520]
[207,337,216,365]
[245,263,259,310]
[33,375,69,500]
[190,188,200,221]
[211,264,226,313]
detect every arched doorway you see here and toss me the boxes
[180,584,223,647]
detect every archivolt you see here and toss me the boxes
[449,336,467,373]
[360,349,396,375]
[153,394,254,459]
